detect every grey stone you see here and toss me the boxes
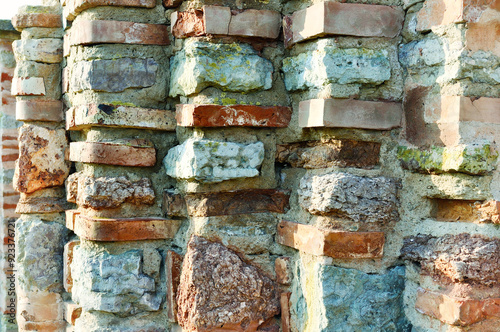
[169,40,273,97]
[72,248,162,315]
[163,138,265,183]
[292,263,410,332]
[70,58,158,93]
[298,172,399,223]
[282,47,391,92]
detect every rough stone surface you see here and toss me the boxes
[292,263,409,332]
[70,58,158,93]
[69,141,157,167]
[169,40,273,97]
[14,125,70,194]
[401,234,500,286]
[171,10,204,38]
[298,173,400,223]
[176,236,280,331]
[276,139,380,169]
[14,61,61,99]
[163,138,265,183]
[433,199,500,223]
[66,172,155,209]
[12,38,63,63]
[11,77,46,96]
[282,47,391,92]
[72,247,162,315]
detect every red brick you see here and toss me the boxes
[299,99,402,130]
[65,0,157,20]
[64,240,80,293]
[16,100,64,122]
[276,220,384,259]
[64,301,82,325]
[166,250,183,322]
[69,140,156,167]
[466,17,500,57]
[12,13,62,30]
[281,292,291,332]
[176,104,292,128]
[483,299,500,318]
[69,20,169,46]
[73,214,182,241]
[275,257,293,285]
[228,9,281,39]
[284,2,404,48]
[440,96,500,124]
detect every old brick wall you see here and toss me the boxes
[5,0,500,331]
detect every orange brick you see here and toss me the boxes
[69,141,156,167]
[280,292,291,332]
[64,240,80,293]
[433,199,500,223]
[166,250,183,322]
[276,220,384,259]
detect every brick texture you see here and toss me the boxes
[69,141,156,167]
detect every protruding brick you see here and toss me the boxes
[433,199,500,223]
[281,292,291,332]
[66,104,176,131]
[12,13,62,30]
[11,77,45,96]
[275,257,293,285]
[299,99,402,130]
[64,240,80,293]
[16,100,63,122]
[73,214,182,241]
[440,96,500,124]
[166,250,182,322]
[64,302,82,326]
[69,140,156,167]
[228,9,281,39]
[284,2,404,48]
[176,104,291,128]
[276,220,385,259]
[69,20,169,46]
[65,0,157,20]
[276,139,380,169]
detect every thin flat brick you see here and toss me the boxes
[64,302,82,325]
[299,99,402,130]
[69,141,156,166]
[281,292,291,332]
[65,0,156,20]
[440,96,500,124]
[67,104,176,131]
[64,240,80,293]
[228,9,281,39]
[16,193,72,214]
[433,199,500,224]
[284,2,404,48]
[12,13,62,30]
[16,100,64,122]
[276,220,384,259]
[69,20,169,46]
[11,77,45,96]
[176,104,292,128]
[166,250,183,322]
[73,214,182,241]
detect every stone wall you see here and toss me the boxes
[4,0,500,331]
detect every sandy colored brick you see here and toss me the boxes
[11,77,45,96]
[276,220,385,259]
[299,99,402,130]
[166,250,182,323]
[12,13,62,30]
[64,302,82,326]
[64,240,80,293]
[440,96,500,124]
[65,210,80,231]
[465,13,500,57]
[69,20,169,46]
[16,100,63,122]
[65,0,156,20]
[17,292,64,323]
[69,140,156,167]
[176,104,291,128]
[433,199,500,223]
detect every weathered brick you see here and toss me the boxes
[284,2,404,47]
[16,100,64,122]
[64,240,80,293]
[73,214,182,241]
[203,6,231,35]
[65,0,156,21]
[228,9,281,39]
[281,292,291,332]
[11,77,45,96]
[64,301,82,326]
[69,141,156,167]
[20,320,67,331]
[433,199,500,223]
[440,96,500,124]
[12,38,63,63]
[16,188,72,214]
[275,257,293,285]
[171,10,204,38]
[12,13,62,30]
[66,104,176,131]
[69,20,169,46]
[176,104,291,128]
[166,250,182,323]
[276,220,385,259]
[276,139,380,169]
[466,17,500,57]
[299,99,402,130]
[17,292,64,324]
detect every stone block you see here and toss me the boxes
[70,58,158,93]
[298,99,402,130]
[284,2,404,47]
[14,125,70,194]
[16,187,73,214]
[14,61,61,99]
[275,257,293,285]
[12,13,62,30]
[163,138,265,183]
[433,199,500,223]
[176,104,292,128]
[228,9,281,39]
[282,48,391,92]
[166,250,182,323]
[12,38,63,63]
[439,96,500,124]
[66,104,176,131]
[16,100,64,122]
[64,240,80,293]
[69,141,156,167]
[64,302,82,326]
[397,144,498,175]
[298,172,399,223]
[69,20,169,46]
[176,236,280,331]
[73,214,181,241]
[276,139,380,169]
[277,220,385,259]
[169,40,273,97]
[11,77,45,96]
[65,0,157,21]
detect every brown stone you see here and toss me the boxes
[69,20,169,46]
[69,140,156,167]
[176,236,280,332]
[14,125,70,194]
[183,189,290,217]
[228,9,281,39]
[276,139,380,169]
[275,257,293,285]
[433,199,500,223]
[299,99,402,130]
[176,104,292,128]
[171,11,204,39]
[440,96,500,124]
[276,220,385,259]
[73,214,182,241]
[16,100,64,122]
[16,187,73,214]
[64,240,80,293]
[166,250,183,323]
[163,190,187,217]
[64,301,82,325]
[12,13,62,30]
[66,104,176,131]
[280,292,291,332]
[65,0,157,20]
[284,2,404,48]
